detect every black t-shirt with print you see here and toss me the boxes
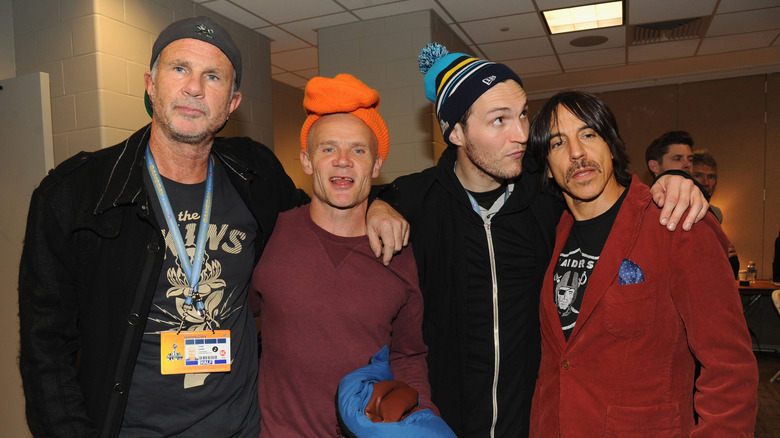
[552,185,628,340]
[121,158,259,437]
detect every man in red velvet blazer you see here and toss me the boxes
[526,91,758,437]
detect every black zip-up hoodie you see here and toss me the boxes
[379,146,562,437]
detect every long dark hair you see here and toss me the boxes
[528,91,631,194]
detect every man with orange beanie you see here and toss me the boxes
[250,74,437,437]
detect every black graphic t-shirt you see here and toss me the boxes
[553,186,628,340]
[121,157,259,437]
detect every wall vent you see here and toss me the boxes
[628,17,710,45]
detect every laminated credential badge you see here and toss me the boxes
[160,330,231,374]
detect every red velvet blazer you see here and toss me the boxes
[530,175,757,437]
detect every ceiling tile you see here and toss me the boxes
[352,0,447,22]
[273,72,309,88]
[294,68,319,80]
[536,0,601,11]
[201,1,269,29]
[279,13,358,45]
[628,39,699,63]
[451,24,475,47]
[707,7,780,37]
[551,25,626,54]
[440,0,535,22]
[271,46,318,71]
[560,47,624,70]
[338,0,398,9]
[629,0,717,25]
[193,0,780,91]
[717,0,780,14]
[699,30,779,55]
[480,36,555,60]
[503,55,562,76]
[460,13,547,44]
[257,26,310,53]
[231,0,345,24]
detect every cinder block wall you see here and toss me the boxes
[11,0,273,166]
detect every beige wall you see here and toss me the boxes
[766,74,780,280]
[529,73,780,280]
[316,10,470,185]
[274,9,469,191]
[11,0,273,166]
[0,0,13,79]
[272,79,308,194]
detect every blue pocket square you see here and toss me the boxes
[619,259,644,285]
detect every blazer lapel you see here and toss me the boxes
[544,211,574,349]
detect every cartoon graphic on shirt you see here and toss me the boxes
[555,271,582,317]
[553,248,599,333]
[147,221,248,332]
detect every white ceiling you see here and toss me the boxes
[194,0,780,92]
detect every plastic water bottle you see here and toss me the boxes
[746,261,757,284]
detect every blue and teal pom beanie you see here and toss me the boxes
[418,43,523,146]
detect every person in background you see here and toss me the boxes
[693,150,740,277]
[528,90,757,437]
[17,17,400,438]
[646,130,695,178]
[250,74,436,437]
[691,151,720,219]
[368,42,710,437]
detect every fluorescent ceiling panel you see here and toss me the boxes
[543,1,623,35]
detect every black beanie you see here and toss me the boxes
[150,16,242,89]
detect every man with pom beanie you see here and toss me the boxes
[250,74,437,437]
[370,43,711,437]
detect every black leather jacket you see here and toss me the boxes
[18,125,307,438]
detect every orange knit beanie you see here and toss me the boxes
[300,74,389,160]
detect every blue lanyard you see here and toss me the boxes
[145,145,214,294]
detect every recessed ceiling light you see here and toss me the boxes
[542,1,623,35]
[570,35,609,47]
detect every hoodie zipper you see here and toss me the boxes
[484,220,500,438]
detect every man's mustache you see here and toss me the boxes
[565,160,601,183]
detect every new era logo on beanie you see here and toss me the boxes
[418,43,523,147]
